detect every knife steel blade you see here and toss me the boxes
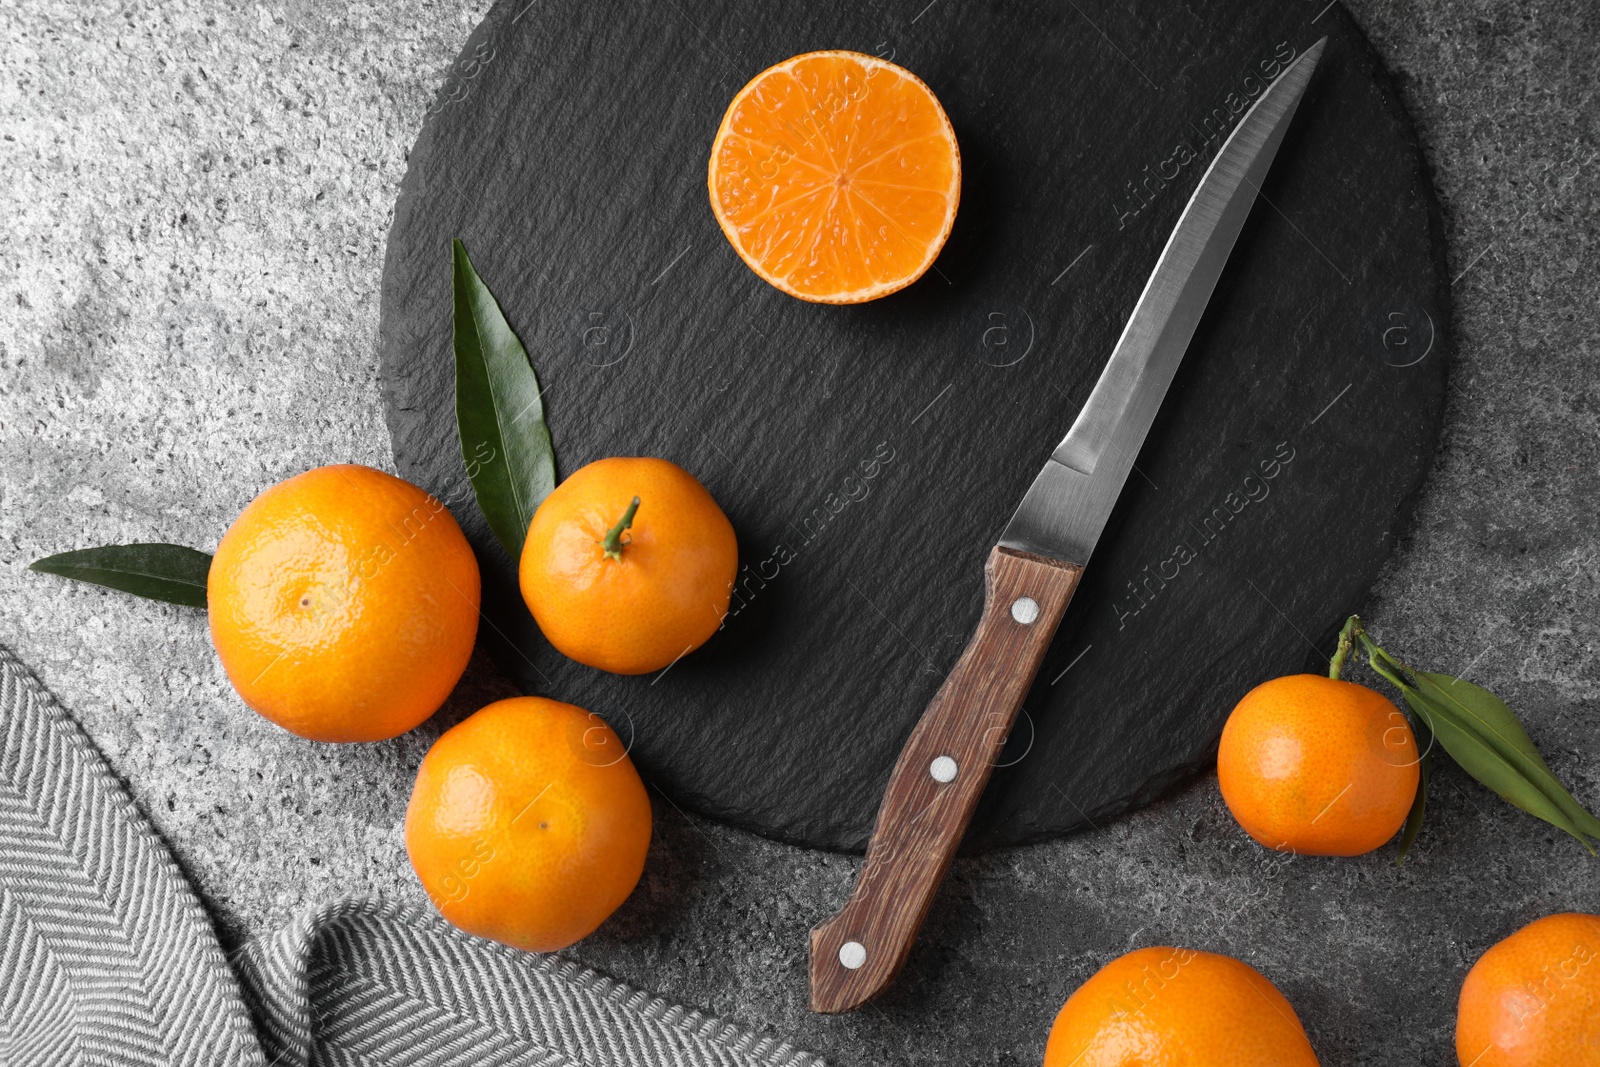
[808,38,1327,1014]
[1001,37,1326,565]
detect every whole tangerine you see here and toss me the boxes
[519,457,737,675]
[1217,674,1420,856]
[208,464,480,742]
[1456,912,1600,1066]
[1043,946,1321,1066]
[405,696,652,953]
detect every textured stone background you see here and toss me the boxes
[1,1,1596,1065]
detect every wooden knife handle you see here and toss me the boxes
[809,545,1084,1012]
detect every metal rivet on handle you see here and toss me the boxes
[1011,596,1040,624]
[839,941,867,970]
[929,755,958,783]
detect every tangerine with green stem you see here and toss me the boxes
[519,457,738,675]
[1217,641,1420,855]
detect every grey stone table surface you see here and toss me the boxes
[0,1,1595,1064]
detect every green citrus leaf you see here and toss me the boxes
[30,544,211,608]
[1413,670,1554,771]
[1401,689,1595,853]
[1411,670,1600,840]
[452,238,556,559]
[1396,728,1432,865]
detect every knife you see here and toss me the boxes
[809,37,1327,1014]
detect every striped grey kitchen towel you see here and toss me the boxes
[0,647,822,1067]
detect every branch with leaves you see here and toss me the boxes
[1331,615,1600,860]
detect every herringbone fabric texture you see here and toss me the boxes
[0,647,263,1067]
[0,648,823,1067]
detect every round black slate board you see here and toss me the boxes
[378,0,1449,852]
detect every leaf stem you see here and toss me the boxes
[1358,634,1414,692]
[601,497,641,561]
[1328,614,1364,680]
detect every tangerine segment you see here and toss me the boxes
[708,50,961,304]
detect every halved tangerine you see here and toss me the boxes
[708,50,961,304]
